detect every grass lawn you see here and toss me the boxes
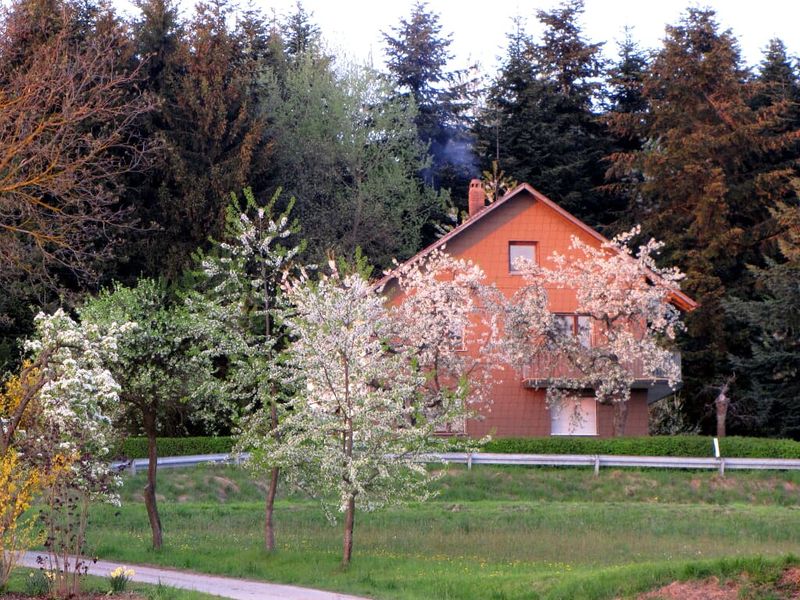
[80,465,800,599]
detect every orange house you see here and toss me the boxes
[381,181,697,438]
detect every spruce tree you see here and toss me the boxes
[383,1,475,194]
[607,9,798,428]
[727,200,800,437]
[124,0,272,278]
[474,1,611,224]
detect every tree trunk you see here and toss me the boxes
[143,413,163,550]
[715,376,734,438]
[342,493,355,567]
[613,401,628,437]
[263,397,280,552]
[264,465,279,552]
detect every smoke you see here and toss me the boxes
[431,135,479,179]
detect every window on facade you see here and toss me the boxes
[554,314,592,348]
[509,242,536,273]
[449,323,466,351]
[550,397,597,436]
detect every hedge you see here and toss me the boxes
[117,435,800,459]
[480,436,800,458]
[117,436,235,459]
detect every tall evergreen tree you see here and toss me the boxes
[283,1,320,60]
[474,1,611,224]
[123,0,272,279]
[607,9,798,428]
[383,1,475,195]
[726,199,800,437]
[601,28,650,228]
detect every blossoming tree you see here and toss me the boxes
[194,188,303,553]
[80,279,217,550]
[249,254,497,566]
[0,309,126,595]
[388,249,501,432]
[504,228,685,435]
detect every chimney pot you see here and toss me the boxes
[468,179,486,218]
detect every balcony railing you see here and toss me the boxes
[522,351,682,392]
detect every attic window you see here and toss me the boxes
[509,242,537,273]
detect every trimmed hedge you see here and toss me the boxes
[117,436,234,459]
[481,436,800,458]
[116,435,800,460]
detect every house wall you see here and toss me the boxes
[388,188,654,438]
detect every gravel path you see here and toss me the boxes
[19,552,371,600]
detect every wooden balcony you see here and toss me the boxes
[521,351,682,403]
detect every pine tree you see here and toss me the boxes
[474,2,611,224]
[607,9,798,428]
[383,1,475,193]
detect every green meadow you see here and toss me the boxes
[73,464,800,599]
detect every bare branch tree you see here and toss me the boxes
[0,5,155,292]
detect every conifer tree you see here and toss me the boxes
[474,1,611,224]
[383,1,475,193]
[124,0,273,278]
[727,200,800,437]
[607,9,798,426]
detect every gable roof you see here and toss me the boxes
[377,182,698,312]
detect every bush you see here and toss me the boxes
[116,436,234,459]
[116,435,800,460]
[479,436,800,458]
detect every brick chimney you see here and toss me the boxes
[468,179,486,218]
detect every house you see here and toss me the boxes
[380,180,697,438]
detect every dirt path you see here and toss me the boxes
[19,552,371,600]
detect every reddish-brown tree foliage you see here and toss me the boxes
[0,2,155,293]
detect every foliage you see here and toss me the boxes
[480,435,800,458]
[118,436,234,459]
[606,8,799,429]
[126,0,273,277]
[474,1,611,224]
[265,57,444,269]
[726,199,800,437]
[0,449,43,589]
[0,0,155,294]
[502,228,685,434]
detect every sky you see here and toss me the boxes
[113,0,800,73]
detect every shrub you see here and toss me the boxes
[117,437,235,459]
[479,436,800,458]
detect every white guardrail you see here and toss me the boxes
[113,449,800,476]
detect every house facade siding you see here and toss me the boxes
[385,184,685,438]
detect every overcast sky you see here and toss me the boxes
[111,0,800,73]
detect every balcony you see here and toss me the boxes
[521,351,682,403]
